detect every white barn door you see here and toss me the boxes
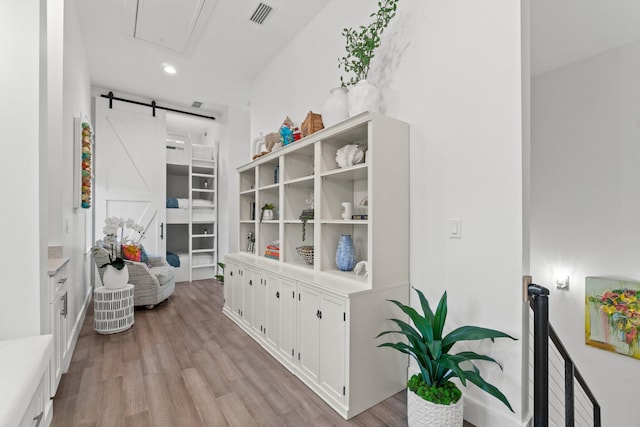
[94,97,166,256]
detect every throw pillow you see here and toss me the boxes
[121,244,141,262]
[140,245,152,266]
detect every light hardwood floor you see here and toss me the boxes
[52,280,474,427]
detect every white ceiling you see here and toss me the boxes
[75,0,331,118]
[531,0,640,76]
[75,0,640,122]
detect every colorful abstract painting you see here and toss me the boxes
[586,277,640,359]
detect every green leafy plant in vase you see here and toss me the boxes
[338,0,399,86]
[215,262,224,283]
[299,209,314,241]
[377,288,516,426]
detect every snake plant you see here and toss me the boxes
[377,288,516,410]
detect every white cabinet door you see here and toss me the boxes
[53,282,68,394]
[52,294,62,393]
[252,274,267,337]
[231,262,243,317]
[265,274,280,349]
[319,293,347,403]
[278,278,297,365]
[297,283,320,382]
[241,267,256,327]
[223,260,237,312]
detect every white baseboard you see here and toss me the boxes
[463,393,531,427]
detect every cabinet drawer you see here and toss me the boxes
[18,373,46,427]
[50,267,67,301]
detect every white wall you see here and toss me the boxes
[531,41,640,427]
[250,1,526,426]
[61,0,93,349]
[48,0,64,246]
[0,0,49,339]
[218,106,251,258]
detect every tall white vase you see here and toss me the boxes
[103,265,129,289]
[321,87,349,128]
[348,80,380,116]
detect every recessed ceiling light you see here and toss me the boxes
[163,64,177,74]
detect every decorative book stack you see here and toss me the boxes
[264,241,280,260]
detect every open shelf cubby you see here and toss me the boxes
[234,112,407,289]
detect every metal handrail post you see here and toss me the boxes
[529,284,549,427]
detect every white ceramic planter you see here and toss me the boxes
[407,389,463,427]
[348,80,380,116]
[322,87,349,127]
[103,264,129,289]
[262,209,274,221]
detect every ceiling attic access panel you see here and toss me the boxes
[133,0,218,54]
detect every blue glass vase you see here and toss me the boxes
[335,234,356,271]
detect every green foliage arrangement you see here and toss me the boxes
[299,209,314,241]
[408,375,461,406]
[377,288,516,410]
[215,262,225,283]
[338,0,399,86]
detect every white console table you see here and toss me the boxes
[0,335,53,427]
[94,285,134,334]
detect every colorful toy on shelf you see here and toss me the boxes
[280,116,294,146]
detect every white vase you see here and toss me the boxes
[407,389,463,427]
[263,209,274,221]
[103,265,129,289]
[348,80,380,116]
[321,87,349,128]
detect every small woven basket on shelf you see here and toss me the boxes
[301,111,324,137]
[296,246,314,265]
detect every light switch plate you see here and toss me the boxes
[449,218,461,239]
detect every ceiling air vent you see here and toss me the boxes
[191,101,203,108]
[250,3,273,25]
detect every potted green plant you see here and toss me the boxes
[260,203,275,223]
[378,288,516,427]
[338,0,399,116]
[215,262,224,283]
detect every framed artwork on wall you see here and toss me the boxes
[586,276,640,360]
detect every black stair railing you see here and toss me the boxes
[528,284,601,427]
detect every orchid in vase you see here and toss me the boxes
[92,217,145,270]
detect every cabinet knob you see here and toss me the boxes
[249,280,253,286]
[230,271,233,276]
[276,291,280,299]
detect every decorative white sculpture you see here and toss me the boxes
[354,260,369,278]
[336,144,364,168]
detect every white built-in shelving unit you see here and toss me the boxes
[166,136,218,282]
[224,112,410,419]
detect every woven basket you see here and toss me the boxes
[301,111,324,137]
[296,246,314,265]
[407,389,463,427]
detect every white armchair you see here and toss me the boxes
[93,247,175,308]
